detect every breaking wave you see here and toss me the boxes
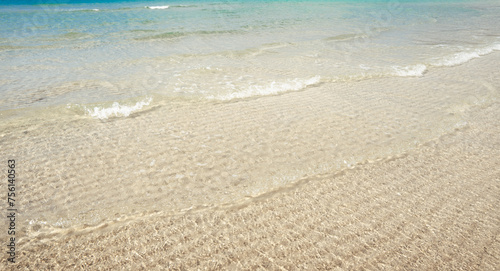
[81,97,153,119]
[391,64,427,77]
[432,43,500,67]
[207,76,321,101]
[145,6,169,10]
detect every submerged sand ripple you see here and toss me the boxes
[1,53,499,269]
[8,98,500,270]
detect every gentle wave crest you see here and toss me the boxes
[145,6,169,10]
[388,43,500,78]
[391,64,427,77]
[432,43,500,67]
[28,5,193,13]
[49,8,100,12]
[207,76,321,101]
[83,97,152,119]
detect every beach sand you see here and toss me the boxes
[2,53,500,269]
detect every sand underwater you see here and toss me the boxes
[0,0,499,269]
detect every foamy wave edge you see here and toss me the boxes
[54,8,100,12]
[389,43,500,77]
[433,43,500,67]
[392,64,427,77]
[44,5,193,13]
[83,97,152,119]
[145,5,169,10]
[207,76,321,101]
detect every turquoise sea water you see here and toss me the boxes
[0,0,499,117]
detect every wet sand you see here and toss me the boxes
[10,101,500,270]
[2,54,500,269]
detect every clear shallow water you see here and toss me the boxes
[1,0,499,116]
[0,0,500,233]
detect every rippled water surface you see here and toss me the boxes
[0,0,499,233]
[1,0,499,113]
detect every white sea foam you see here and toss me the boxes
[84,97,152,119]
[145,5,169,10]
[208,76,321,101]
[391,64,427,77]
[433,43,500,67]
[390,43,500,77]
[61,8,100,12]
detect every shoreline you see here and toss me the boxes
[1,0,499,268]
[2,53,499,269]
[9,101,500,269]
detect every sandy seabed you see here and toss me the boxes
[2,53,500,270]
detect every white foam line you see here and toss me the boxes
[433,43,500,67]
[84,97,152,119]
[145,5,169,10]
[391,64,427,77]
[207,76,321,101]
